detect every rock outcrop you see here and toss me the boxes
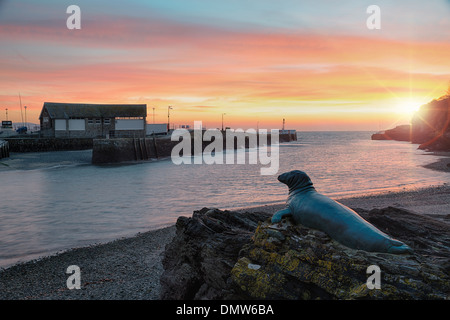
[160,208,272,300]
[160,207,449,300]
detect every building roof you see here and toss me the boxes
[40,102,147,119]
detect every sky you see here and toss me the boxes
[0,0,449,130]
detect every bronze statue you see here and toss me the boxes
[272,170,412,254]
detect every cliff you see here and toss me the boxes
[371,95,450,151]
[160,207,449,300]
[411,95,450,151]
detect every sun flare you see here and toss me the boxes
[396,99,422,116]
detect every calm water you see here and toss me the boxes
[1,131,449,268]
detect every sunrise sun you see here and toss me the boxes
[397,99,422,116]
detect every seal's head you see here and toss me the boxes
[278,170,314,193]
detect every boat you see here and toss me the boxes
[15,126,27,134]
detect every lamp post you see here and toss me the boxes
[167,106,173,131]
[221,113,226,131]
[153,107,155,124]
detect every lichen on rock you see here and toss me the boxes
[160,206,449,300]
[231,213,449,300]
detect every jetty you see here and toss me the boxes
[92,130,297,164]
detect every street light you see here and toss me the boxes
[152,107,155,124]
[24,106,27,128]
[168,106,173,131]
[222,113,226,131]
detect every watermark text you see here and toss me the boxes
[171,121,279,175]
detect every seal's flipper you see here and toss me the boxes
[387,243,412,254]
[387,239,412,254]
[271,208,292,223]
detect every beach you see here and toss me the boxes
[1,180,449,300]
[0,225,176,300]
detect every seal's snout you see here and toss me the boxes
[277,172,289,184]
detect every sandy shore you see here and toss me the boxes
[1,182,449,300]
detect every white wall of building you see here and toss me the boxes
[115,119,144,130]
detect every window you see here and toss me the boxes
[95,119,101,124]
[88,118,93,124]
[55,119,66,131]
[104,118,111,125]
[115,119,144,130]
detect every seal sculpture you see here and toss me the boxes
[271,170,412,254]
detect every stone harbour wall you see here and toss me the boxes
[5,138,93,153]
[92,132,297,164]
[0,140,9,159]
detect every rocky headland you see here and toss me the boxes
[371,124,411,142]
[412,95,450,151]
[372,95,450,152]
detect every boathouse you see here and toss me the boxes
[39,102,147,138]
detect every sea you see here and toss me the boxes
[1,131,449,268]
